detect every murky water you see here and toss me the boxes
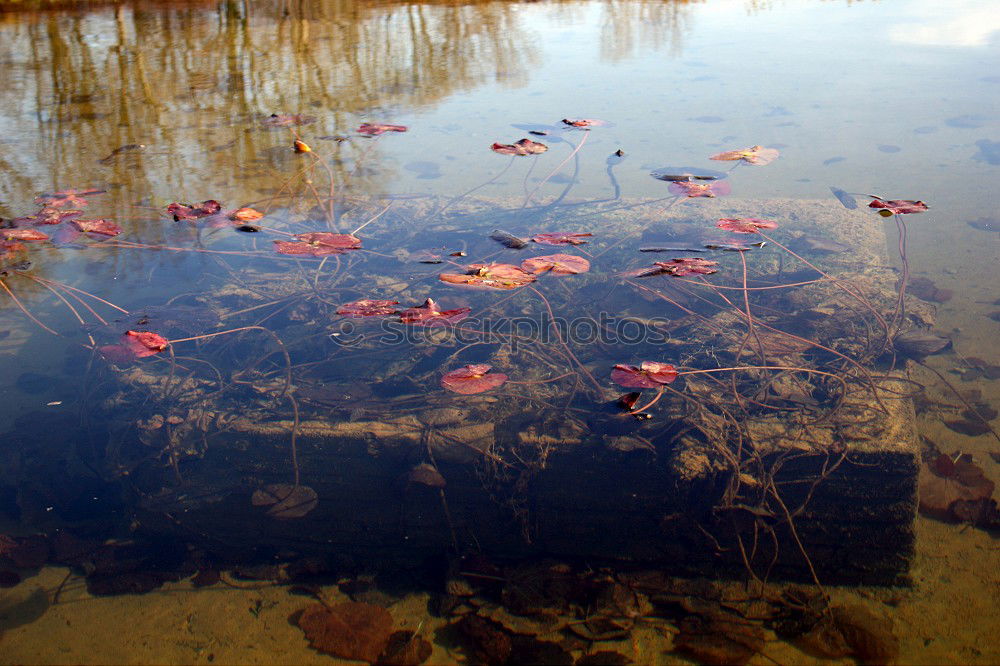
[0,0,998,663]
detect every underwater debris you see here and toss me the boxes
[261,113,316,128]
[297,601,393,662]
[34,188,105,208]
[716,218,777,234]
[490,229,530,249]
[635,258,718,277]
[441,364,508,395]
[251,484,318,519]
[531,232,592,246]
[668,180,732,198]
[336,300,400,318]
[709,145,780,165]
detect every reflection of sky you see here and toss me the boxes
[887,0,1000,47]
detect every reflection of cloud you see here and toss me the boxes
[888,4,1000,47]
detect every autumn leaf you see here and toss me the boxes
[439,263,536,290]
[399,298,471,326]
[520,253,590,275]
[71,218,122,236]
[274,233,361,257]
[167,200,222,221]
[0,229,49,242]
[611,362,679,388]
[636,258,719,277]
[716,218,777,234]
[336,300,400,317]
[490,139,548,156]
[867,196,929,216]
[441,364,509,394]
[709,145,780,165]
[229,207,264,222]
[99,330,169,363]
[532,232,593,246]
[11,208,83,226]
[33,188,105,208]
[358,123,408,136]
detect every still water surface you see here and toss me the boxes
[0,0,998,663]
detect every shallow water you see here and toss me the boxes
[0,0,998,663]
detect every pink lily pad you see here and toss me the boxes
[491,139,548,156]
[399,298,470,326]
[336,300,400,317]
[561,118,608,128]
[99,330,169,363]
[637,258,719,277]
[867,197,929,216]
[716,218,777,234]
[441,364,508,394]
[0,229,49,242]
[439,263,536,290]
[274,233,361,257]
[11,208,83,226]
[72,218,122,237]
[167,200,223,221]
[532,232,593,246]
[611,361,679,388]
[520,253,590,275]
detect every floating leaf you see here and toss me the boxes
[34,188,105,208]
[636,258,718,277]
[251,483,318,519]
[72,218,121,237]
[167,200,222,221]
[668,180,732,198]
[490,229,529,249]
[261,113,316,128]
[229,207,264,222]
[651,166,727,182]
[358,123,408,136]
[297,602,393,662]
[561,118,607,128]
[611,362,678,388]
[274,233,362,256]
[532,232,592,246]
[11,208,83,226]
[293,139,312,153]
[441,364,509,394]
[867,196,928,215]
[99,330,169,363]
[709,145,779,165]
[520,253,590,275]
[336,300,399,318]
[439,263,536,290]
[399,298,470,326]
[716,218,777,234]
[0,229,49,242]
[490,139,548,156]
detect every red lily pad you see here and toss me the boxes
[99,330,169,363]
[251,483,318,519]
[358,123,408,136]
[561,118,607,128]
[336,299,400,317]
[918,454,994,523]
[439,263,536,290]
[668,180,732,198]
[441,364,508,394]
[611,362,679,388]
[72,218,122,237]
[34,188,105,208]
[520,253,590,275]
[709,145,780,165]
[11,208,83,226]
[0,228,49,242]
[167,200,222,221]
[491,139,548,156]
[261,113,316,128]
[867,197,929,216]
[532,232,593,246]
[716,218,777,234]
[638,258,719,277]
[274,233,362,257]
[399,298,470,326]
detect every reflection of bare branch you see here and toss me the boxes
[599,0,701,62]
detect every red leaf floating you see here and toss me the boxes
[532,232,593,246]
[867,196,929,215]
[611,361,679,388]
[167,200,222,221]
[716,218,778,234]
[709,145,780,165]
[399,298,470,326]
[668,180,732,198]
[561,118,607,128]
[99,330,169,363]
[0,229,49,242]
[274,233,361,257]
[638,258,719,277]
[520,253,590,275]
[12,208,83,226]
[358,123,408,136]
[261,113,316,128]
[72,218,122,237]
[441,364,509,394]
[336,299,400,317]
[33,188,105,208]
[229,207,264,222]
[491,139,548,156]
[439,263,536,290]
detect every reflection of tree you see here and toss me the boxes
[597,0,702,62]
[0,0,539,213]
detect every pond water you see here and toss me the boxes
[0,0,998,663]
